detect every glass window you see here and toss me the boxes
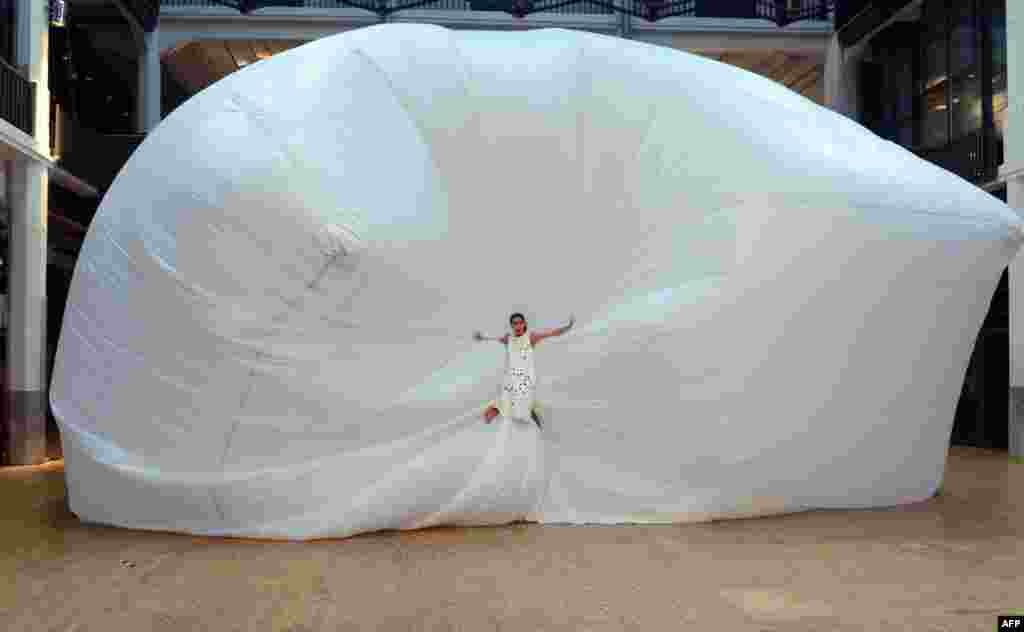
[0,0,14,65]
[922,1,948,42]
[890,47,914,119]
[990,0,1007,145]
[896,121,914,147]
[952,75,982,138]
[992,71,1007,141]
[987,0,1003,67]
[921,37,948,92]
[922,0,946,23]
[920,83,949,149]
[919,0,948,90]
[950,2,978,75]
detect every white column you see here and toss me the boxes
[1009,177,1024,458]
[823,33,844,111]
[6,0,51,465]
[1006,0,1024,457]
[136,27,162,133]
[823,33,865,120]
[6,158,49,465]
[617,12,632,39]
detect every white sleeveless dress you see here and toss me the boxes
[499,332,537,421]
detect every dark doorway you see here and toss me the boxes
[951,185,1009,449]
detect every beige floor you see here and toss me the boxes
[1,447,1021,631]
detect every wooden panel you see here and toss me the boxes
[690,50,722,62]
[270,40,302,54]
[163,39,310,97]
[204,41,240,80]
[800,79,824,104]
[776,57,820,88]
[790,66,822,95]
[162,39,827,107]
[162,44,191,92]
[165,42,213,94]
[196,44,223,90]
[755,51,792,81]
[720,52,766,72]
[252,40,275,61]
[226,39,257,68]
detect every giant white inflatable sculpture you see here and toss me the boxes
[51,25,1023,539]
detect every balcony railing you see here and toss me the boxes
[162,0,832,24]
[164,0,615,13]
[0,57,34,136]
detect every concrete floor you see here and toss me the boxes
[1,447,1021,631]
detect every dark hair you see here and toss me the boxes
[509,312,526,325]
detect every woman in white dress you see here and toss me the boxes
[352,313,574,532]
[474,312,575,427]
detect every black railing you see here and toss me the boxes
[163,0,833,23]
[163,0,615,13]
[752,0,832,24]
[0,57,34,136]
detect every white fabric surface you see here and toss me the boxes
[50,24,1024,539]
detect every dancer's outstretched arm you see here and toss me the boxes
[473,331,509,345]
[531,315,575,346]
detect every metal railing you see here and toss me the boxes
[161,0,832,23]
[752,0,831,24]
[0,57,34,136]
[163,0,616,14]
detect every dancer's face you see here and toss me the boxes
[511,317,527,336]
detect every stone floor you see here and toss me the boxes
[1,446,1021,631]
